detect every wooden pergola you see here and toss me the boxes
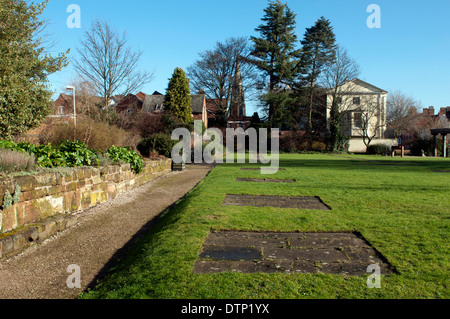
[431,128,450,157]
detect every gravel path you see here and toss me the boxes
[0,164,213,299]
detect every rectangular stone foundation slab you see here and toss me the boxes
[194,231,394,275]
[222,194,331,210]
[236,178,295,183]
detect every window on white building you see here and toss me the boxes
[353,112,363,128]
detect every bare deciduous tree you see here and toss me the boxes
[356,95,386,148]
[320,45,361,151]
[187,37,260,126]
[74,20,153,109]
[386,90,422,141]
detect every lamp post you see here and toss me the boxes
[66,86,76,127]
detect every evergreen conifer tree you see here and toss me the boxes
[250,0,301,122]
[0,0,69,138]
[164,68,193,124]
[298,16,336,138]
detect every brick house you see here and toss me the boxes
[116,91,208,128]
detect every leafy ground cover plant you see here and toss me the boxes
[0,140,143,173]
[106,146,143,174]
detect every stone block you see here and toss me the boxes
[75,168,85,180]
[34,173,54,188]
[99,166,109,178]
[17,200,40,226]
[90,191,107,206]
[31,187,48,199]
[63,171,75,183]
[52,173,64,186]
[19,190,33,202]
[0,236,13,256]
[54,215,67,232]
[90,167,100,177]
[13,233,27,252]
[44,220,58,237]
[98,182,108,192]
[106,183,117,200]
[13,175,36,192]
[0,180,14,201]
[80,191,91,210]
[64,191,80,212]
[66,215,78,229]
[36,196,64,220]
[23,226,39,242]
[92,175,102,185]
[82,168,92,180]
[15,202,26,228]
[120,163,131,172]
[48,184,64,196]
[65,181,78,192]
[1,206,16,233]
[110,173,117,182]
[108,165,121,174]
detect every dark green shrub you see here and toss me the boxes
[410,137,443,157]
[137,133,176,158]
[106,146,143,174]
[366,144,390,155]
[326,133,350,153]
[58,140,100,167]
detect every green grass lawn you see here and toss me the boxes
[81,154,449,299]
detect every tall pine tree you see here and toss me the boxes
[0,0,69,139]
[298,16,336,138]
[250,0,301,122]
[164,68,192,124]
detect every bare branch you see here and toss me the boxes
[187,37,260,114]
[74,19,153,107]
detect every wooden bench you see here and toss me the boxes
[391,145,405,157]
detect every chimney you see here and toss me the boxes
[423,106,435,116]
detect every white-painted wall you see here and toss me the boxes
[326,79,396,152]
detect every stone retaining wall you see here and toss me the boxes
[0,158,172,259]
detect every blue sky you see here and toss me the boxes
[42,0,450,115]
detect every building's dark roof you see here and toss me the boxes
[191,95,205,114]
[141,94,205,114]
[142,94,165,112]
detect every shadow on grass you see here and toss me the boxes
[224,156,450,172]
[82,169,214,297]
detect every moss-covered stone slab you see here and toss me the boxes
[240,168,286,171]
[236,178,295,183]
[222,194,331,210]
[194,231,395,275]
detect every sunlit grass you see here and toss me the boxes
[81,154,450,299]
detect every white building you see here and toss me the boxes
[326,78,397,153]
